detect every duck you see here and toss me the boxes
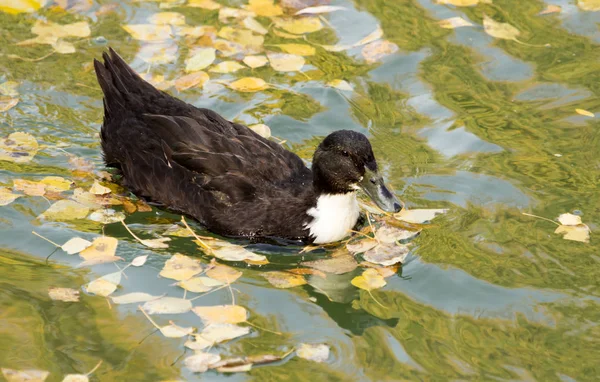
[93,48,402,244]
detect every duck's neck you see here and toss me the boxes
[305,191,360,244]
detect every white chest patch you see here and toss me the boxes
[305,193,360,244]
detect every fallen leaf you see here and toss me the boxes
[122,199,137,213]
[186,48,217,72]
[262,271,307,288]
[18,20,90,47]
[554,224,590,243]
[79,236,118,261]
[131,255,148,267]
[40,176,73,192]
[248,0,282,16]
[287,268,327,278]
[85,278,118,297]
[351,268,386,291]
[242,17,268,35]
[120,219,171,248]
[0,81,19,96]
[575,108,595,118]
[210,243,268,263]
[149,11,186,25]
[136,200,153,212]
[482,14,520,42]
[187,0,221,9]
[229,77,269,92]
[538,5,561,15]
[361,40,398,63]
[346,239,378,253]
[88,209,126,224]
[1,369,49,382]
[274,43,315,56]
[209,61,245,73]
[13,179,44,196]
[77,256,123,268]
[205,263,243,283]
[178,276,224,293]
[243,55,268,68]
[48,287,80,302]
[193,305,247,324]
[578,0,600,11]
[214,39,246,57]
[0,132,38,163]
[364,244,409,266]
[437,16,474,29]
[272,28,304,39]
[295,5,345,15]
[0,97,19,112]
[0,0,47,14]
[217,27,264,51]
[186,323,250,350]
[142,296,192,314]
[375,225,420,243]
[267,52,305,72]
[353,25,383,47]
[137,42,177,64]
[394,208,448,224]
[296,343,329,362]
[40,200,90,220]
[163,224,195,237]
[249,123,271,138]
[218,7,255,23]
[61,237,92,255]
[437,0,491,5]
[326,79,353,91]
[89,181,111,195]
[303,254,358,274]
[159,253,203,281]
[52,39,76,54]
[0,187,21,206]
[123,24,172,42]
[111,292,160,304]
[215,364,253,373]
[175,71,210,91]
[209,352,289,371]
[184,352,221,373]
[273,17,323,34]
[558,213,582,226]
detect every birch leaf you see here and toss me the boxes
[159,253,203,281]
[273,17,323,34]
[40,200,90,220]
[142,296,192,314]
[85,278,118,297]
[0,132,38,163]
[296,343,330,362]
[295,5,345,15]
[267,52,305,72]
[205,263,243,283]
[351,269,386,291]
[363,244,409,266]
[209,61,245,73]
[184,352,221,373]
[186,48,216,72]
[394,208,448,224]
[123,24,172,42]
[243,55,268,68]
[175,71,209,91]
[1,369,49,382]
[249,124,271,138]
[483,14,520,41]
[274,43,315,56]
[575,109,595,117]
[79,236,118,261]
[193,305,247,324]
[0,187,21,206]
[111,292,160,304]
[131,255,148,267]
[61,237,92,255]
[178,276,224,293]
[558,213,582,226]
[229,77,269,92]
[48,287,80,302]
[437,17,474,29]
[262,271,307,288]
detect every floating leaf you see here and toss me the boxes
[175,71,209,91]
[482,14,520,41]
[0,0,47,14]
[149,11,186,25]
[295,5,345,15]
[61,237,92,255]
[267,52,305,72]
[248,0,282,17]
[437,17,473,29]
[48,287,80,302]
[351,268,386,291]
[273,17,323,34]
[347,239,378,253]
[142,296,192,314]
[40,176,73,192]
[364,244,409,266]
[186,323,250,350]
[287,268,327,278]
[437,0,491,5]
[243,55,268,68]
[0,187,21,206]
[577,0,600,11]
[89,181,111,195]
[205,263,243,283]
[274,43,315,56]
[77,256,122,268]
[303,254,358,274]
[361,40,398,64]
[139,306,194,338]
[539,5,561,15]
[554,224,590,243]
[375,225,420,243]
[353,25,383,47]
[229,77,269,92]
[218,7,255,23]
[0,81,19,96]
[111,292,160,304]
[272,28,304,39]
[85,278,118,297]
[52,39,76,54]
[242,17,268,35]
[575,109,595,118]
[186,48,216,72]
[249,123,271,138]
[209,61,245,73]
[123,24,172,42]
[138,42,178,64]
[79,236,118,261]
[178,276,224,293]
[120,220,171,248]
[0,132,38,163]
[210,242,268,263]
[88,209,126,224]
[18,20,90,46]
[122,199,137,213]
[187,0,221,9]
[193,305,247,324]
[214,39,246,57]
[1,369,49,382]
[163,224,195,237]
[296,343,330,362]
[558,213,582,226]
[159,253,203,281]
[131,255,148,267]
[184,352,221,373]
[326,79,353,91]
[40,200,90,220]
[209,352,290,371]
[0,97,19,112]
[262,271,307,288]
[217,27,264,51]
[394,208,448,224]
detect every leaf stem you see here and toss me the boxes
[32,231,61,248]
[522,212,560,226]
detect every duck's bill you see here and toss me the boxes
[359,169,402,213]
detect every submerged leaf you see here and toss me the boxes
[1,369,49,382]
[0,187,21,206]
[193,305,247,324]
[178,276,224,293]
[303,255,358,274]
[351,268,386,291]
[361,40,398,63]
[149,11,186,25]
[437,17,474,29]
[205,263,243,283]
[142,296,192,314]
[243,55,268,68]
[123,24,172,41]
[394,208,448,224]
[175,71,210,91]
[0,97,19,112]
[111,292,160,304]
[85,278,118,297]
[186,323,250,350]
[48,287,80,302]
[0,132,38,163]
[79,236,118,261]
[482,14,520,41]
[346,239,378,253]
[363,244,409,266]
[40,200,90,220]
[186,48,216,72]
[262,271,307,288]
[267,52,305,72]
[296,343,330,362]
[61,237,92,255]
[159,253,203,280]
[326,79,353,91]
[184,352,221,373]
[229,77,269,92]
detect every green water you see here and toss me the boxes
[1,0,599,380]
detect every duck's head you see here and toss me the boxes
[312,130,402,213]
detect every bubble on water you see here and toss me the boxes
[93,36,108,46]
[573,210,583,216]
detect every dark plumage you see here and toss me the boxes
[94,48,400,243]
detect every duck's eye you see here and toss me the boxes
[341,150,349,157]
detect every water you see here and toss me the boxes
[1,0,599,380]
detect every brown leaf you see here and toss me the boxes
[303,254,358,275]
[262,271,307,288]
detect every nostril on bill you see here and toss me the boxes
[393,202,402,212]
[370,178,377,185]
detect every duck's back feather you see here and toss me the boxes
[94,48,315,239]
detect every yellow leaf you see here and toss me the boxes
[89,180,111,195]
[178,276,224,293]
[267,52,305,72]
[40,200,90,220]
[353,26,383,47]
[0,97,18,113]
[110,292,159,304]
[0,0,48,14]
[273,17,323,34]
[351,269,386,291]
[554,224,590,243]
[482,14,520,41]
[159,253,203,280]
[0,131,38,163]
[375,225,420,243]
[295,5,346,15]
[326,79,353,91]
[86,278,118,297]
[13,179,46,196]
[206,263,243,283]
[361,40,398,64]
[138,42,177,64]
[193,305,247,324]
[48,287,80,302]
[187,0,221,9]
[274,43,315,56]
[557,213,582,226]
[394,208,448,224]
[209,61,245,73]
[249,123,271,138]
[184,352,221,373]
[303,255,358,275]
[213,39,245,57]
[248,0,282,17]
[242,17,268,35]
[538,5,561,15]
[185,48,216,72]
[40,176,73,192]
[578,0,600,11]
[364,244,410,266]
[437,0,491,5]
[51,39,76,54]
[123,24,172,42]
[243,55,268,68]
[61,237,92,255]
[1,368,49,382]
[272,28,304,39]
[218,7,255,23]
[437,17,474,29]
[175,71,210,91]
[576,108,595,118]
[149,11,186,25]
[0,187,21,206]
[79,236,118,261]
[262,271,307,288]
[217,27,264,50]
[296,343,330,362]
[229,77,269,92]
